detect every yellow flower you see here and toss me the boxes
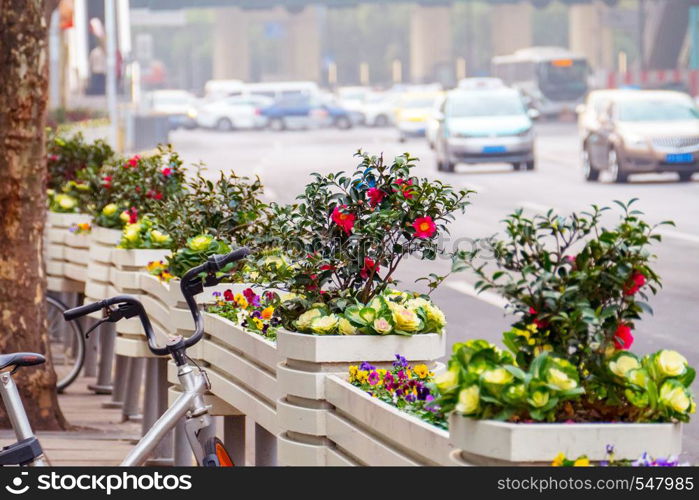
[534,344,553,356]
[455,385,480,415]
[252,318,264,330]
[146,261,161,272]
[656,350,687,377]
[75,183,90,191]
[261,306,274,320]
[413,364,430,379]
[434,367,459,391]
[310,314,339,335]
[348,365,358,382]
[234,294,248,309]
[573,457,590,467]
[102,203,118,216]
[425,303,446,329]
[529,390,550,408]
[406,297,430,311]
[150,230,170,245]
[660,383,691,413]
[392,307,420,332]
[356,370,369,384]
[338,317,358,335]
[123,224,141,243]
[482,368,514,385]
[296,309,322,331]
[609,355,640,378]
[57,194,77,210]
[372,317,393,335]
[626,368,650,388]
[188,234,213,252]
[551,452,566,467]
[160,271,174,282]
[119,210,131,223]
[547,368,577,391]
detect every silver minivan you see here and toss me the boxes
[434,88,538,172]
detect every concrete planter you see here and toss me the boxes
[45,212,90,294]
[276,329,446,466]
[83,227,121,318]
[63,231,91,285]
[448,414,683,465]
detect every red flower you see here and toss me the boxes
[412,216,437,238]
[395,178,414,199]
[127,208,138,224]
[223,290,234,302]
[319,264,335,271]
[125,155,141,168]
[528,306,549,329]
[331,205,356,235]
[146,190,163,200]
[360,257,380,279]
[613,324,634,350]
[623,271,646,296]
[102,175,112,188]
[161,167,172,177]
[366,187,385,207]
[154,192,163,200]
[48,154,59,162]
[135,186,141,193]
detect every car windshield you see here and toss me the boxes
[617,99,699,122]
[446,93,525,117]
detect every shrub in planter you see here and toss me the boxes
[270,151,471,334]
[117,217,172,250]
[443,201,695,423]
[157,234,233,279]
[46,131,113,191]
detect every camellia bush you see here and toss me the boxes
[46,131,113,191]
[437,201,696,423]
[270,151,471,335]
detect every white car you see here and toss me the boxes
[195,95,272,131]
[145,90,198,129]
[360,92,398,127]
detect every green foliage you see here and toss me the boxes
[269,151,472,305]
[46,131,114,191]
[153,170,268,250]
[118,218,172,250]
[166,234,232,278]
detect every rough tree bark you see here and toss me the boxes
[0,0,67,429]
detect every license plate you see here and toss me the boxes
[482,145,506,154]
[666,153,693,163]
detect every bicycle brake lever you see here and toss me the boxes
[84,316,110,339]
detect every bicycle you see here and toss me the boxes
[0,248,249,467]
[46,294,86,392]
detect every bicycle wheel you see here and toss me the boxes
[46,295,85,392]
[202,437,234,467]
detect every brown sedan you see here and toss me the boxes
[580,90,699,183]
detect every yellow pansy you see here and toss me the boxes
[551,452,566,467]
[348,365,358,382]
[356,370,369,384]
[234,294,248,309]
[573,457,590,467]
[413,364,430,379]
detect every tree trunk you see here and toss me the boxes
[0,0,67,430]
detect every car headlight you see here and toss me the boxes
[624,134,649,150]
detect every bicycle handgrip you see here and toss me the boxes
[63,300,107,322]
[208,247,251,272]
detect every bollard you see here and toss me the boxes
[173,419,193,466]
[143,358,173,466]
[254,422,277,466]
[88,323,115,394]
[103,354,127,409]
[121,357,144,421]
[224,415,246,467]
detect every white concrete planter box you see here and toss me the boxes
[112,248,170,269]
[92,225,122,246]
[47,212,90,228]
[83,227,121,318]
[63,263,87,283]
[449,414,683,465]
[323,375,452,466]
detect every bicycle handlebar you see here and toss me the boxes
[63,247,251,359]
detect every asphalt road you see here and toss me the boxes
[171,122,699,462]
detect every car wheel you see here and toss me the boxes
[216,118,234,132]
[334,116,352,130]
[582,145,600,181]
[608,148,628,183]
[526,161,535,171]
[678,172,694,182]
[268,118,285,132]
[373,114,389,127]
[437,160,445,172]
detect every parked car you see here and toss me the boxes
[433,88,538,172]
[360,92,397,127]
[580,90,699,183]
[394,91,443,142]
[426,94,447,149]
[145,90,198,129]
[260,95,354,131]
[195,95,272,131]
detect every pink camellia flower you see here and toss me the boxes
[161,167,172,177]
[412,216,437,238]
[614,324,634,350]
[366,187,385,207]
[623,271,646,296]
[330,205,356,235]
[395,178,414,199]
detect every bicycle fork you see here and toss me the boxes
[0,372,49,466]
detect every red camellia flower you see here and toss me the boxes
[412,216,437,238]
[528,306,549,329]
[623,271,646,296]
[223,290,235,302]
[614,324,634,350]
[360,257,380,279]
[331,205,356,235]
[125,154,141,168]
[126,207,138,224]
[102,175,112,188]
[161,167,172,177]
[366,187,385,207]
[319,264,335,271]
[395,178,414,199]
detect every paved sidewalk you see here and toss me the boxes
[0,377,141,466]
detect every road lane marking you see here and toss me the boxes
[446,280,508,309]
[656,228,699,244]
